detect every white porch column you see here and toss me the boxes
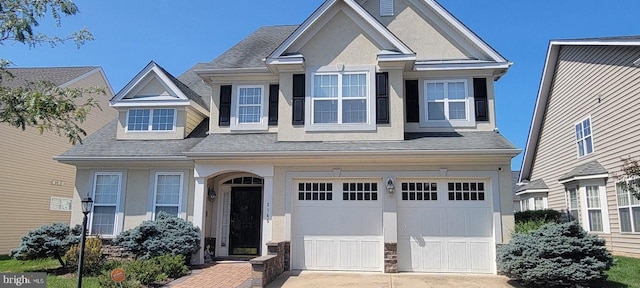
[192,177,207,264]
[261,176,274,256]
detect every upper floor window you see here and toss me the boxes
[420,79,474,128]
[237,86,263,124]
[575,117,594,157]
[90,172,122,236]
[127,108,175,132]
[617,181,640,233]
[306,67,375,131]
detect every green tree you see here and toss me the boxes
[0,0,100,144]
[10,222,82,268]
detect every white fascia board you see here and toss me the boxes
[515,189,549,196]
[558,173,610,184]
[60,67,116,97]
[519,43,561,182]
[194,67,271,76]
[421,0,507,63]
[54,156,191,164]
[414,61,511,71]
[184,148,522,159]
[110,100,190,107]
[377,54,417,62]
[112,62,190,104]
[550,40,640,46]
[268,0,414,59]
[264,56,305,65]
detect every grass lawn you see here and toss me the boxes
[0,255,100,288]
[605,256,640,288]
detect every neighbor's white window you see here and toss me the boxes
[237,86,263,124]
[127,108,175,131]
[617,181,640,233]
[425,80,469,122]
[154,172,183,218]
[585,186,604,232]
[380,0,394,16]
[575,117,594,157]
[91,173,121,235]
[567,188,579,222]
[312,72,369,125]
[534,197,545,210]
[50,197,72,211]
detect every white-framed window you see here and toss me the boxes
[380,0,394,16]
[585,186,604,232]
[420,79,475,127]
[567,188,579,222]
[534,197,545,210]
[306,67,375,131]
[90,172,122,236]
[126,108,176,132]
[617,181,640,233]
[575,117,594,157]
[230,85,268,131]
[237,86,263,124]
[153,172,183,218]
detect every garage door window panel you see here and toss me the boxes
[401,182,438,201]
[342,182,377,201]
[298,182,333,201]
[448,182,485,201]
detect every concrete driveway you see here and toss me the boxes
[267,271,524,288]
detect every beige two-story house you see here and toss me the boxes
[0,67,117,254]
[520,37,640,257]
[57,0,519,274]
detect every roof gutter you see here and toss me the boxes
[54,155,191,164]
[184,148,522,159]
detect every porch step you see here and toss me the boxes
[213,256,256,262]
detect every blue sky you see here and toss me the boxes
[3,0,640,169]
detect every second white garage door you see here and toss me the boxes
[397,180,495,274]
[292,180,383,271]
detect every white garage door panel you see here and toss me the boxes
[292,236,382,271]
[397,180,495,274]
[292,180,383,272]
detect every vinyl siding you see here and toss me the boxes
[530,45,640,256]
[185,108,205,136]
[0,71,117,254]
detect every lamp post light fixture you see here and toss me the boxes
[77,196,93,288]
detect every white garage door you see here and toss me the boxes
[397,180,495,274]
[292,180,383,271]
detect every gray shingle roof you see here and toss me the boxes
[1,67,97,89]
[559,160,608,181]
[554,35,640,42]
[155,63,208,108]
[59,119,208,158]
[187,131,517,155]
[177,63,211,107]
[198,25,298,70]
[516,179,549,193]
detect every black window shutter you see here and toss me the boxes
[268,84,279,126]
[376,72,389,124]
[292,74,305,125]
[219,85,232,127]
[405,80,419,123]
[474,78,489,122]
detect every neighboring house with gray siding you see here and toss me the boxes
[520,37,640,257]
[0,67,117,254]
[57,0,520,274]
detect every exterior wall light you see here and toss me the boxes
[208,187,217,201]
[386,178,395,194]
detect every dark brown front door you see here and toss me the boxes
[229,187,262,255]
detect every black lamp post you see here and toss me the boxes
[77,196,93,288]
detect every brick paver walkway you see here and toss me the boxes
[168,261,252,288]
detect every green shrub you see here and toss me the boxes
[114,211,200,260]
[513,219,549,235]
[10,223,81,267]
[498,221,614,287]
[124,258,167,285]
[515,209,562,224]
[151,254,188,279]
[65,237,105,276]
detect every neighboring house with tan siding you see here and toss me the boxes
[520,37,640,257]
[0,67,117,255]
[57,0,520,274]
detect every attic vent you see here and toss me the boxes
[380,0,394,16]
